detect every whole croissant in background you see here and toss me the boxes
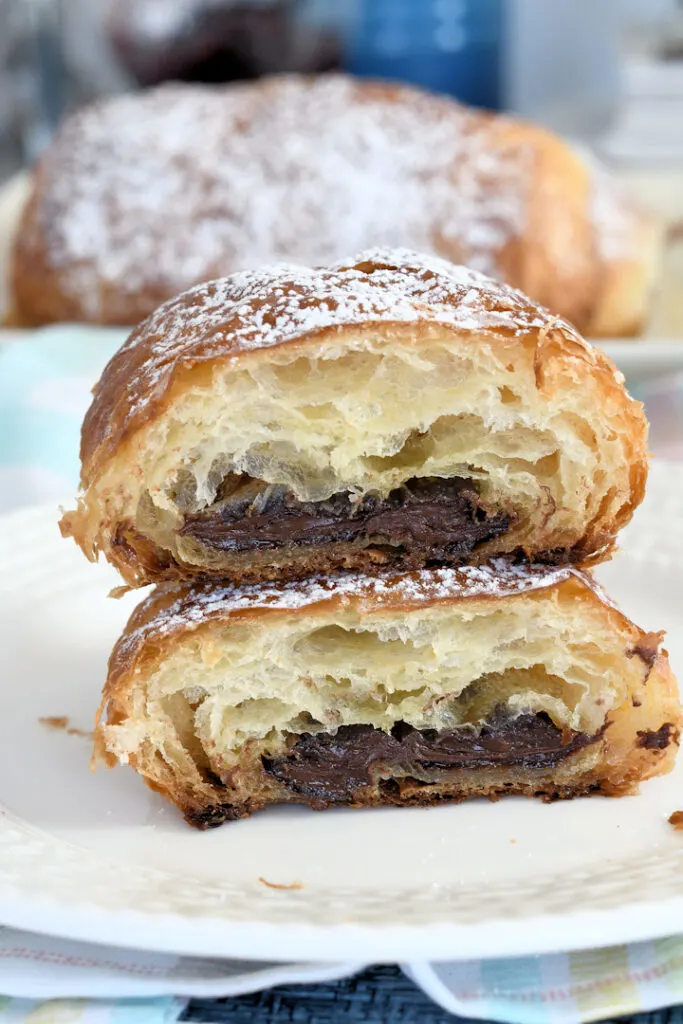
[10,75,658,336]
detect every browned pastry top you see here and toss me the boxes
[79,247,618,485]
[107,561,586,682]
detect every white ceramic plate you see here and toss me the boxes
[0,464,682,963]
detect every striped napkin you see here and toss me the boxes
[1,930,683,1023]
[408,937,683,1021]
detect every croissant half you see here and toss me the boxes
[60,249,648,587]
[96,563,681,828]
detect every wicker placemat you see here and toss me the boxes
[183,966,462,1023]
[182,965,683,1024]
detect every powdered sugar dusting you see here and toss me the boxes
[27,76,533,322]
[116,561,577,666]
[574,147,643,264]
[82,246,586,471]
[129,244,557,358]
[591,166,643,263]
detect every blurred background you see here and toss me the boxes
[2,0,683,181]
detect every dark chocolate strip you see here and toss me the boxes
[637,723,678,750]
[262,711,598,803]
[180,476,510,556]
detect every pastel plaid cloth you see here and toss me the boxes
[408,937,683,1021]
[2,934,683,1024]
[0,1000,181,1024]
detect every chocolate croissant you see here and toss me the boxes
[10,75,658,336]
[60,249,648,587]
[96,563,681,828]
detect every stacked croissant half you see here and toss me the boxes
[61,248,681,828]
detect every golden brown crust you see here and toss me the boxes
[584,159,663,338]
[11,75,656,336]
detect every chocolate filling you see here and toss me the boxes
[179,475,511,558]
[637,723,678,750]
[262,711,597,803]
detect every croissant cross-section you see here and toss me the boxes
[61,249,648,587]
[96,563,680,827]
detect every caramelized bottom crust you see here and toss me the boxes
[115,525,598,589]
[186,777,608,829]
